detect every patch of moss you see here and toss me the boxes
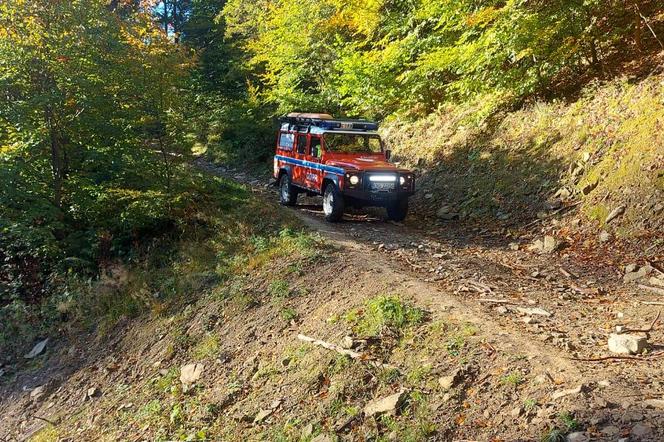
[191,334,220,360]
[586,204,608,225]
[29,425,59,442]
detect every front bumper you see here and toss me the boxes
[343,188,414,205]
[341,171,415,206]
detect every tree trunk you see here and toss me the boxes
[46,107,63,209]
[633,4,643,52]
[163,0,170,34]
[589,39,600,68]
[173,1,179,43]
[158,136,173,195]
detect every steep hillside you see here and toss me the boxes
[3,167,664,442]
[386,71,664,250]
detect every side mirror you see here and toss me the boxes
[385,149,392,160]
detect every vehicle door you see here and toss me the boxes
[276,130,294,177]
[305,135,323,191]
[292,132,308,186]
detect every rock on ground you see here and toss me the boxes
[24,338,49,359]
[516,307,552,317]
[363,390,407,417]
[531,236,560,254]
[180,363,205,386]
[623,265,653,283]
[566,432,589,442]
[552,384,586,400]
[438,368,463,390]
[608,333,648,355]
[644,399,664,409]
[631,423,653,438]
[605,205,626,224]
[30,385,46,401]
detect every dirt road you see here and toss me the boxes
[197,158,664,440]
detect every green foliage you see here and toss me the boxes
[182,0,654,164]
[219,0,644,119]
[29,425,59,442]
[500,372,524,387]
[192,334,221,360]
[523,398,537,411]
[268,279,290,298]
[558,411,580,432]
[345,295,426,337]
[280,306,298,322]
[541,429,566,442]
[0,0,197,354]
[541,411,581,441]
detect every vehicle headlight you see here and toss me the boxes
[349,175,360,185]
[399,176,405,185]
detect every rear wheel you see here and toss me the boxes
[279,173,298,206]
[323,183,344,222]
[387,198,408,222]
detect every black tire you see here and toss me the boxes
[323,183,344,222]
[279,173,298,206]
[387,198,408,222]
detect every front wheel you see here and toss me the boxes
[323,183,344,222]
[279,174,298,206]
[387,198,409,222]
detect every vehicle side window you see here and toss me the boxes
[297,134,308,155]
[279,132,294,150]
[310,137,321,158]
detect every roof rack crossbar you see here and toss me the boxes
[280,113,379,132]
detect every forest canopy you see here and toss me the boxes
[0,0,195,342]
[185,0,662,165]
[219,0,658,118]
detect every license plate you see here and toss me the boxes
[372,182,395,191]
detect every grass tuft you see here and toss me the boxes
[344,295,426,337]
[191,334,220,360]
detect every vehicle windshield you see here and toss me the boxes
[324,133,382,154]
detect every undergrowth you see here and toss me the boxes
[0,170,309,359]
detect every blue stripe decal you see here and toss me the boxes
[275,155,344,175]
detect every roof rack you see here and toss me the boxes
[280,112,379,132]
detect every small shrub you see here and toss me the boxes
[445,335,466,357]
[154,368,179,392]
[280,306,298,322]
[541,428,565,442]
[328,354,352,376]
[191,334,220,360]
[345,295,426,337]
[523,398,537,411]
[407,364,432,384]
[500,372,524,387]
[268,280,290,299]
[29,425,59,442]
[558,411,579,431]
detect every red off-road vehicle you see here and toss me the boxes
[273,113,415,222]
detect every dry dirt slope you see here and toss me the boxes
[2,163,664,441]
